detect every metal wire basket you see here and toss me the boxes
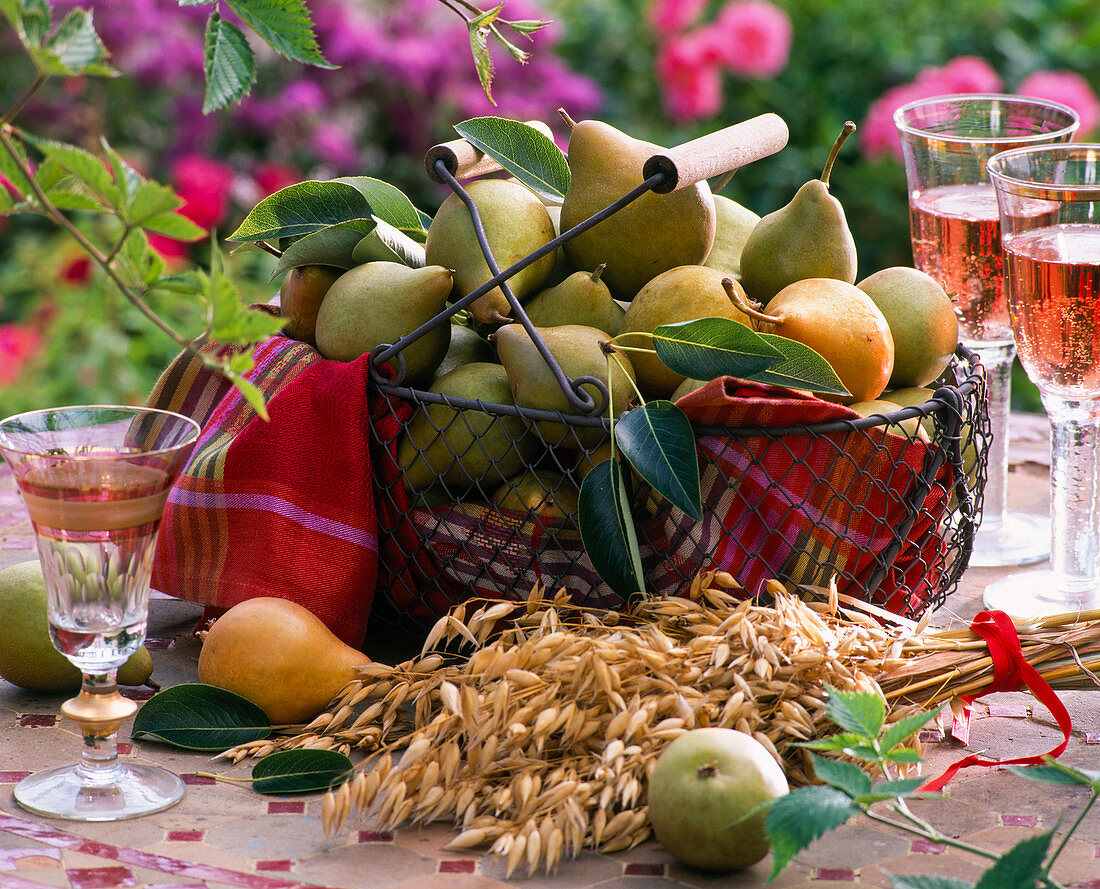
[364,116,990,627]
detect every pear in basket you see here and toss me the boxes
[398,362,540,491]
[559,112,715,300]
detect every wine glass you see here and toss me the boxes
[894,94,1079,567]
[0,405,200,820]
[983,145,1100,617]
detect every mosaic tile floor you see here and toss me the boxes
[3,414,1100,889]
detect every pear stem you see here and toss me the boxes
[557,108,577,130]
[820,120,857,188]
[722,279,782,327]
[589,262,606,284]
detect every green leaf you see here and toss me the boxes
[767,786,859,880]
[0,186,13,213]
[0,133,34,197]
[335,177,427,235]
[127,179,184,226]
[21,133,120,206]
[649,317,783,382]
[880,707,941,755]
[42,185,106,213]
[883,748,923,764]
[225,0,335,69]
[467,4,501,105]
[225,371,270,421]
[33,8,117,77]
[119,229,165,287]
[453,117,570,202]
[1010,761,1100,786]
[203,14,256,113]
[810,754,871,797]
[578,458,644,598]
[890,876,975,889]
[205,250,285,344]
[142,212,206,241]
[100,140,144,203]
[251,749,353,795]
[4,0,50,48]
[615,401,701,521]
[269,226,365,280]
[798,731,876,752]
[860,777,930,799]
[750,333,850,396]
[228,180,376,243]
[825,686,886,739]
[350,219,426,268]
[973,831,1053,889]
[131,683,270,751]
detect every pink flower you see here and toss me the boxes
[707,0,792,79]
[254,162,302,197]
[656,29,724,122]
[649,0,708,34]
[170,155,235,230]
[1018,70,1100,138]
[310,122,361,171]
[918,56,1002,95]
[0,322,41,386]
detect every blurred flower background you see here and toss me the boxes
[0,0,1097,413]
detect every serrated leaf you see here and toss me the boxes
[453,117,570,202]
[467,6,498,105]
[798,731,873,752]
[615,401,701,521]
[1009,761,1100,786]
[649,317,783,382]
[752,333,850,395]
[883,748,923,764]
[335,177,426,235]
[142,211,207,241]
[128,179,184,226]
[890,876,975,889]
[131,683,270,751]
[767,786,859,880]
[350,219,426,268]
[973,831,1052,889]
[226,0,334,69]
[225,372,269,421]
[203,14,256,113]
[21,133,120,206]
[229,180,375,242]
[119,228,165,287]
[578,458,644,598]
[880,707,941,754]
[34,8,117,77]
[826,686,886,738]
[810,754,871,797]
[0,133,34,196]
[42,186,106,212]
[251,749,353,794]
[100,140,144,202]
[269,225,365,280]
[858,777,930,800]
[205,251,285,344]
[6,0,50,47]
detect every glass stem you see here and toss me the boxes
[75,670,128,784]
[1041,392,1100,604]
[971,339,1015,532]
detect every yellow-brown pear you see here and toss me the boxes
[197,597,371,725]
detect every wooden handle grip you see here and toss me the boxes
[642,113,789,193]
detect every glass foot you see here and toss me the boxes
[983,568,1100,619]
[14,762,185,821]
[967,512,1050,568]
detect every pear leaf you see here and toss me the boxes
[615,401,701,521]
[351,219,427,268]
[228,181,376,243]
[268,225,366,281]
[453,117,570,202]
[650,317,783,382]
[131,683,270,751]
[335,176,427,236]
[578,458,644,598]
[251,749,353,795]
[751,333,849,396]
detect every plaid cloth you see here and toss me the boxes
[149,336,954,641]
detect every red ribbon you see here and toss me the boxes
[918,609,1073,792]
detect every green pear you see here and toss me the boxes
[884,386,938,438]
[847,398,927,440]
[279,264,343,346]
[424,178,557,325]
[558,114,715,300]
[703,195,761,280]
[492,323,636,447]
[0,561,154,693]
[314,262,453,385]
[434,325,497,380]
[671,378,709,400]
[739,122,859,303]
[522,265,625,335]
[397,362,539,492]
[493,469,579,520]
[857,267,959,389]
[620,265,753,397]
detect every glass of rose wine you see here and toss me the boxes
[894,94,1079,568]
[983,145,1100,617]
[0,405,200,820]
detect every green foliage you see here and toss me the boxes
[251,748,352,794]
[614,400,701,521]
[452,117,570,201]
[131,683,271,751]
[577,456,644,597]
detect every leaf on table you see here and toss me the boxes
[615,401,701,521]
[131,683,270,751]
[251,749,353,794]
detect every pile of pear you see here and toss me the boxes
[274,115,960,510]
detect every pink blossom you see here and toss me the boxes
[254,162,302,197]
[649,0,708,35]
[918,56,1002,95]
[280,79,327,114]
[707,0,792,79]
[170,155,236,230]
[1018,70,1100,137]
[0,323,41,386]
[656,29,724,122]
[310,123,361,171]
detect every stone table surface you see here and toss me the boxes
[2,413,1099,889]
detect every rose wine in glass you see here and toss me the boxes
[984,146,1100,617]
[0,406,199,820]
[895,94,1079,569]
